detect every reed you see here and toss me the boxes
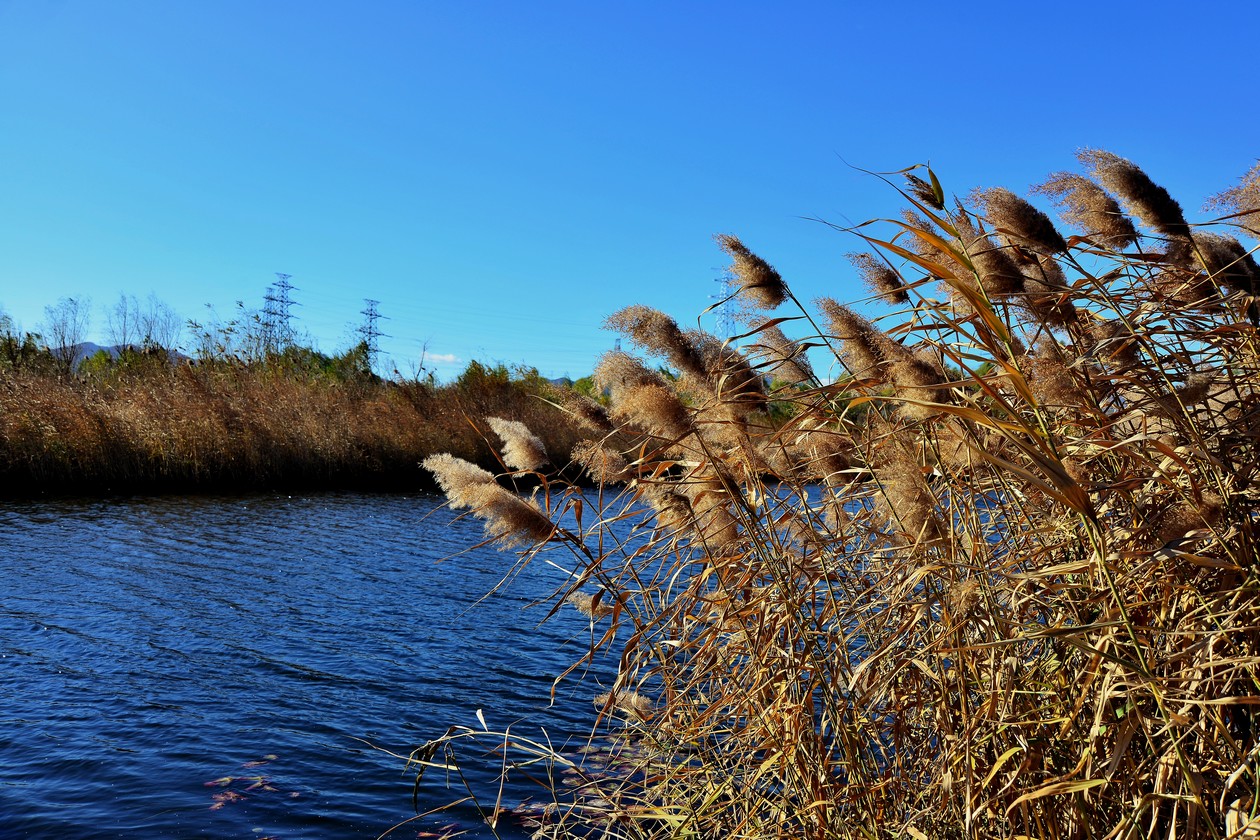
[419,153,1260,838]
[0,360,585,494]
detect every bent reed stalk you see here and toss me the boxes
[419,151,1260,839]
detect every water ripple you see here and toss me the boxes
[0,492,607,839]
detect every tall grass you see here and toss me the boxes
[0,360,585,494]
[420,151,1260,838]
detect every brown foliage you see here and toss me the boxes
[0,363,586,494]
[422,154,1260,840]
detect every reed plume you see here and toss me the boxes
[848,252,910,305]
[716,233,788,309]
[566,589,615,619]
[421,453,553,547]
[604,305,707,383]
[755,323,815,385]
[1207,159,1260,231]
[817,298,897,381]
[1079,148,1190,238]
[556,389,616,433]
[1034,171,1139,247]
[975,186,1068,254]
[571,439,632,484]
[419,151,1260,840]
[904,172,944,210]
[952,211,1026,297]
[593,690,653,721]
[1191,231,1260,294]
[486,416,548,472]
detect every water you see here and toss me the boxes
[0,492,612,839]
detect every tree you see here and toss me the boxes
[40,296,91,376]
[138,293,181,352]
[108,293,182,353]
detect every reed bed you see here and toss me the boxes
[0,362,584,494]
[419,151,1260,838]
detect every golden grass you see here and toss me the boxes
[0,362,586,494]
[419,153,1260,839]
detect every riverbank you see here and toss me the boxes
[0,362,588,496]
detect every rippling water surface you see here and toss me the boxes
[0,492,608,838]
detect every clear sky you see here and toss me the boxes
[1,0,1257,380]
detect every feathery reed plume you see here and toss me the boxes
[872,426,940,542]
[1079,148,1190,238]
[1207,160,1260,230]
[888,347,946,420]
[755,324,815,385]
[900,209,965,276]
[593,690,653,721]
[421,452,499,510]
[604,305,707,382]
[571,439,632,484]
[567,590,615,619]
[593,350,667,399]
[1020,255,1079,327]
[953,211,1025,297]
[557,390,616,433]
[1175,370,1215,406]
[790,419,853,485]
[1023,342,1082,408]
[975,187,1068,254]
[612,382,694,441]
[1034,171,1139,247]
[817,298,898,381]
[1147,493,1224,547]
[422,453,554,547]
[487,416,548,472]
[716,234,787,309]
[905,172,944,210]
[1191,231,1260,294]
[679,472,740,550]
[849,252,910,305]
[640,483,692,536]
[684,329,767,408]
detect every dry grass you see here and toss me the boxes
[419,153,1260,839]
[0,362,586,494]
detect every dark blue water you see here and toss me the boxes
[0,493,610,839]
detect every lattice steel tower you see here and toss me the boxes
[357,299,389,372]
[711,271,737,340]
[263,272,298,351]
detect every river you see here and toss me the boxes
[0,492,611,839]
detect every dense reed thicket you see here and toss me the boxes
[0,358,585,494]
[420,151,1260,838]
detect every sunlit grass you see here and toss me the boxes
[421,151,1260,838]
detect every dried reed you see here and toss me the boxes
[421,152,1260,840]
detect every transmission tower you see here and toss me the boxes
[263,272,299,351]
[357,299,389,372]
[710,271,737,340]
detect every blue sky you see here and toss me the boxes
[1,0,1257,380]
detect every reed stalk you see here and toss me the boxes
[421,153,1260,839]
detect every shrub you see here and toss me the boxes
[421,152,1260,838]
